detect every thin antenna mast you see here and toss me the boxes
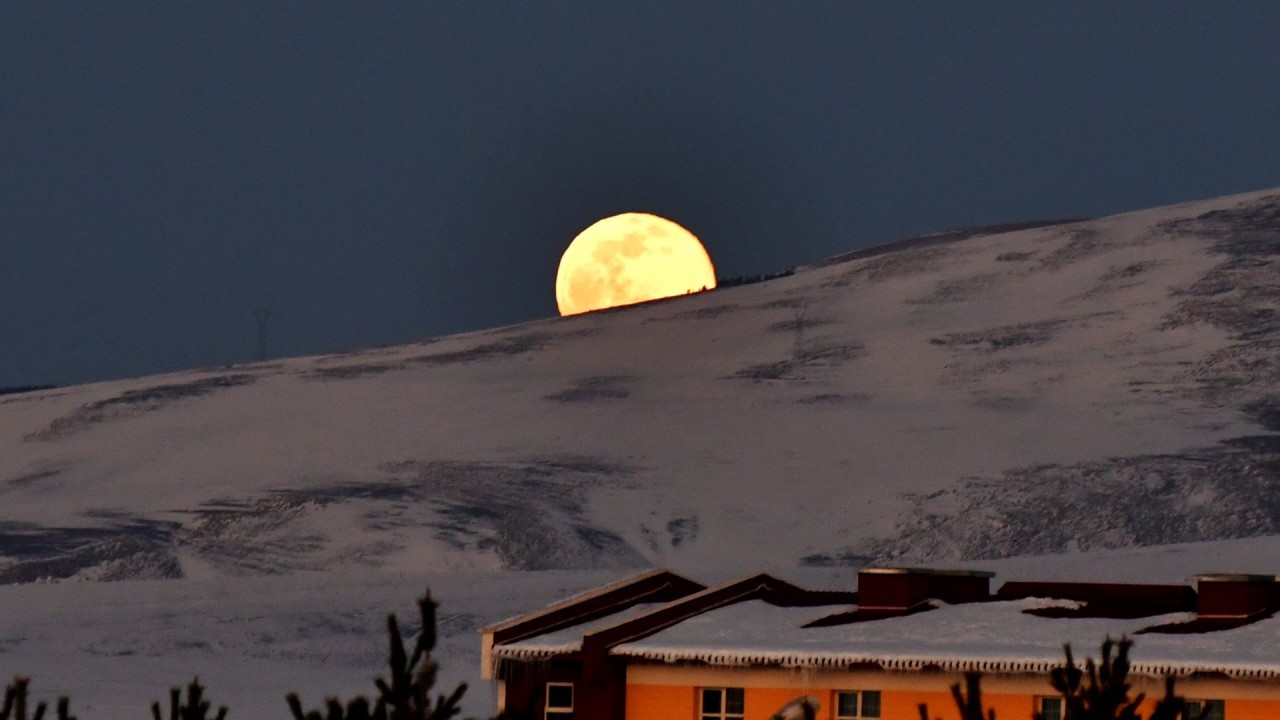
[253,309,271,361]
[792,302,808,362]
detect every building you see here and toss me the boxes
[481,567,1280,720]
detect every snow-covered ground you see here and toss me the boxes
[5,537,1280,716]
[0,569,615,716]
[3,187,1280,714]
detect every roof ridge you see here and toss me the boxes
[578,572,831,651]
[481,568,691,633]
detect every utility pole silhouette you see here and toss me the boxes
[792,301,809,362]
[253,309,271,361]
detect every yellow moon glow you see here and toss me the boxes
[555,213,717,316]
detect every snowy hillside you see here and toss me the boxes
[4,188,1280,581]
[5,187,1280,715]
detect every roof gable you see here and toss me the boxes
[568,573,856,680]
[483,568,704,646]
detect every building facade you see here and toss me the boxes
[482,568,1280,720]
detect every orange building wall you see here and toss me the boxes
[883,690,949,720]
[627,684,695,719]
[627,686,1047,720]
[624,667,1280,720]
[1207,700,1280,720]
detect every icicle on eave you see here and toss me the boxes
[611,648,1280,681]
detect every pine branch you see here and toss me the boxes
[918,671,995,720]
[150,678,227,720]
[3,678,73,720]
[288,590,472,720]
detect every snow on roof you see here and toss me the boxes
[494,603,667,660]
[612,599,1280,680]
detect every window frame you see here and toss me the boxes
[544,682,573,720]
[699,687,745,720]
[1035,696,1063,720]
[834,689,882,720]
[1185,699,1225,720]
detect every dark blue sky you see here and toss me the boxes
[3,3,1278,387]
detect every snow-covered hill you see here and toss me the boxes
[5,187,1280,715]
[4,188,1280,582]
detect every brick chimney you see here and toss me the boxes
[858,567,993,612]
[1194,574,1280,619]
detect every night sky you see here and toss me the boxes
[3,3,1278,388]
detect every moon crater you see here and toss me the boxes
[556,213,717,316]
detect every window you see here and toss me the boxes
[545,682,572,720]
[1186,700,1225,720]
[1036,697,1063,720]
[835,690,881,719]
[700,687,744,720]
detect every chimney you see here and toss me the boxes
[1194,574,1280,619]
[996,581,1196,618]
[858,568,993,612]
[927,568,995,604]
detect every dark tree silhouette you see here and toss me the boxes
[150,678,227,720]
[918,637,1207,720]
[2,678,76,720]
[918,672,993,720]
[286,591,469,720]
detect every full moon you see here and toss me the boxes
[555,213,717,316]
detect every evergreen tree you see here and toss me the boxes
[2,678,76,720]
[286,590,471,720]
[150,679,227,720]
[918,637,1207,720]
